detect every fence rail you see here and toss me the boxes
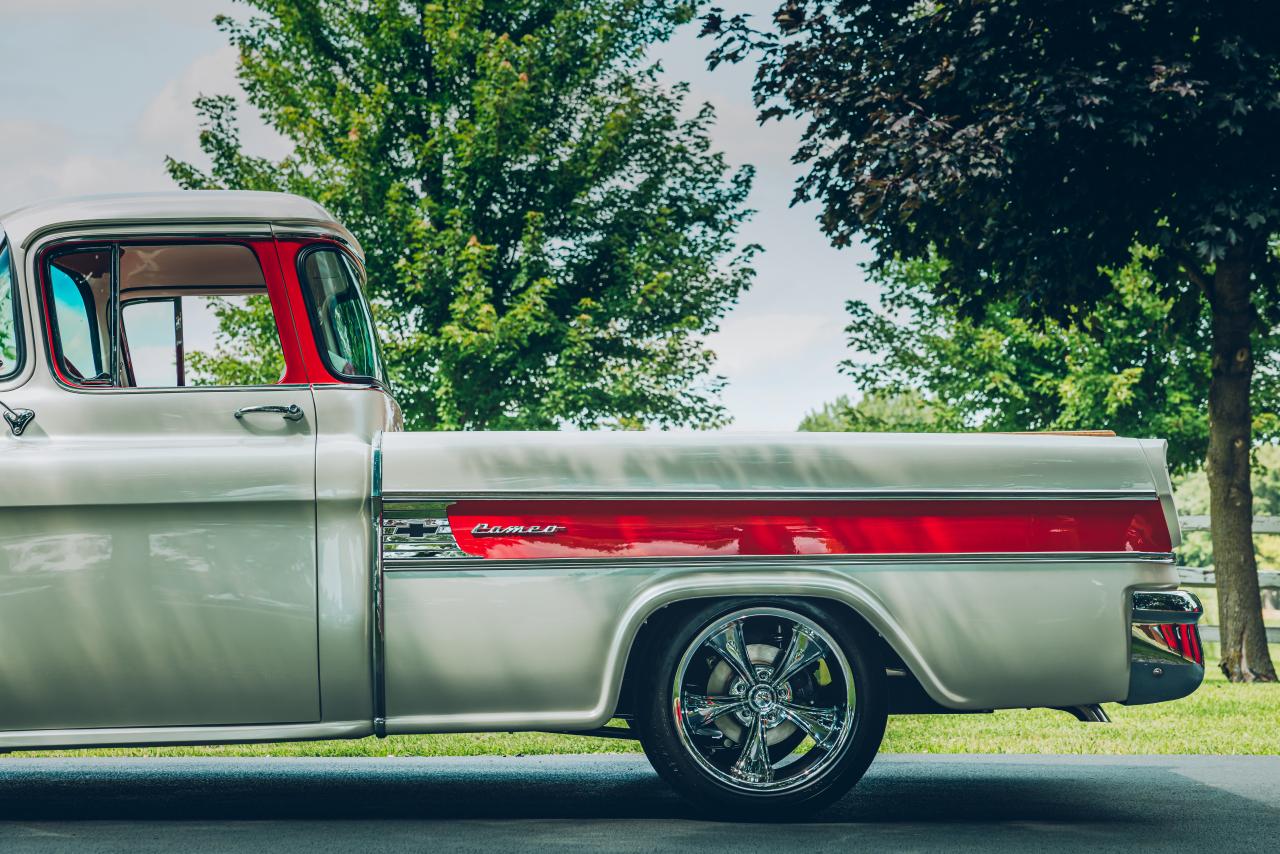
[1176,515,1280,643]
[1178,515,1280,535]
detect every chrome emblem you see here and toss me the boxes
[381,505,474,561]
[470,523,566,537]
[392,521,435,539]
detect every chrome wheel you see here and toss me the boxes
[672,606,856,793]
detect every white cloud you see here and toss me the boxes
[0,120,168,212]
[709,311,845,374]
[0,41,294,213]
[0,0,233,23]
[137,46,241,160]
[137,45,291,166]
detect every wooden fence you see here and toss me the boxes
[1175,515,1280,643]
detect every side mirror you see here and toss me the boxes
[0,401,34,437]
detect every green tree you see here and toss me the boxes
[188,295,287,387]
[710,0,1280,681]
[798,390,953,433]
[171,0,756,430]
[831,247,1279,473]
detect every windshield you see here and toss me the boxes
[299,246,386,385]
[0,238,20,379]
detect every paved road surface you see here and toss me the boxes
[0,754,1276,852]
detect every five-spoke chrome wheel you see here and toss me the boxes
[672,607,857,793]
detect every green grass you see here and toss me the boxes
[882,667,1280,755]
[9,664,1278,760]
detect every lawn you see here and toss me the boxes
[10,663,1277,760]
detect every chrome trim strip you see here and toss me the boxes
[271,224,365,260]
[0,720,372,751]
[371,432,387,736]
[1132,589,1203,625]
[382,551,1177,573]
[0,233,27,384]
[381,488,1159,502]
[24,224,275,250]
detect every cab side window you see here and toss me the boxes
[45,242,290,389]
[0,240,21,379]
[47,248,112,384]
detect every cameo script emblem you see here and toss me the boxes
[470,523,566,537]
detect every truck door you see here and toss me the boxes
[0,238,320,731]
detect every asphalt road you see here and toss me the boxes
[0,753,1277,852]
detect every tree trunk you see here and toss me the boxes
[1206,246,1277,682]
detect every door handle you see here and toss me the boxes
[234,404,305,422]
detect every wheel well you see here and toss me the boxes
[612,595,896,720]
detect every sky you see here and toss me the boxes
[0,0,878,430]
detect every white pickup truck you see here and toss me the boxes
[0,192,1204,815]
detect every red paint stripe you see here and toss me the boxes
[446,499,1172,561]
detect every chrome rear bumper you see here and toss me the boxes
[1124,590,1205,705]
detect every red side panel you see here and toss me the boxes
[446,499,1172,561]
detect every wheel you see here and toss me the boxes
[634,598,887,817]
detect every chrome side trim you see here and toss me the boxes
[382,551,1177,573]
[1131,589,1202,624]
[382,501,475,562]
[381,488,1159,502]
[23,223,275,250]
[271,223,365,260]
[0,720,372,751]
[371,432,387,736]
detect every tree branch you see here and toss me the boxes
[1169,247,1212,298]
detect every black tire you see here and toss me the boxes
[634,597,887,818]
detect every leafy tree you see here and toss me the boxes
[834,247,1280,473]
[188,295,287,387]
[798,389,953,433]
[710,0,1280,680]
[171,0,756,430]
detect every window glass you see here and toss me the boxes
[0,240,19,379]
[45,242,289,389]
[118,244,284,388]
[48,248,111,384]
[121,292,284,388]
[300,248,386,384]
[121,300,180,387]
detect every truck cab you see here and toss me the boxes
[0,193,399,737]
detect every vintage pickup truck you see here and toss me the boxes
[0,192,1204,814]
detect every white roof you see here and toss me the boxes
[0,191,361,257]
